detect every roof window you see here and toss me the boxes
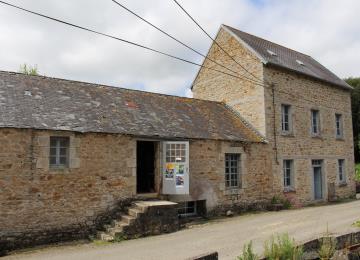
[296,59,305,66]
[267,49,277,56]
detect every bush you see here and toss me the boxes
[355,164,360,181]
[264,233,303,260]
[237,241,259,260]
[318,235,336,260]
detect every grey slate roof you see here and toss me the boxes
[0,71,263,142]
[223,25,351,90]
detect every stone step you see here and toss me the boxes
[128,207,142,217]
[121,214,136,224]
[108,225,127,237]
[97,231,114,241]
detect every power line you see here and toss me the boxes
[111,0,265,86]
[171,0,268,86]
[0,0,266,86]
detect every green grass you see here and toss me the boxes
[353,220,360,228]
[92,240,112,246]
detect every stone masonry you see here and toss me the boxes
[193,26,356,206]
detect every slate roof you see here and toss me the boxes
[0,71,264,142]
[223,25,351,90]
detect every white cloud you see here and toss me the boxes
[0,0,359,96]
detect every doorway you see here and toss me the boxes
[312,160,323,200]
[137,141,156,193]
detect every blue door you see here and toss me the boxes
[313,166,323,200]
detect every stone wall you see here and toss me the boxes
[169,140,273,215]
[0,128,136,251]
[263,66,356,204]
[192,26,267,136]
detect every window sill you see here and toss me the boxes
[338,182,347,187]
[281,132,295,137]
[283,187,296,193]
[224,187,242,195]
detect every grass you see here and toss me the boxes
[92,240,112,246]
[352,220,360,228]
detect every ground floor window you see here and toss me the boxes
[283,159,294,188]
[178,201,197,217]
[338,159,346,184]
[225,153,241,188]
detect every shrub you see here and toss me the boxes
[264,233,303,260]
[355,164,360,181]
[237,241,259,260]
[318,235,336,260]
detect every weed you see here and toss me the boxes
[237,241,259,260]
[318,235,336,260]
[264,233,303,260]
[352,220,360,228]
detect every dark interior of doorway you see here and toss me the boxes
[137,141,155,193]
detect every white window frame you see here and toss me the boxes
[225,153,241,189]
[281,104,292,134]
[283,159,294,189]
[338,159,346,184]
[49,136,70,168]
[311,109,320,136]
[335,113,344,139]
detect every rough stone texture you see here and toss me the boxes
[169,140,273,215]
[0,128,136,252]
[192,27,356,205]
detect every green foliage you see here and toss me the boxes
[18,63,39,76]
[353,220,360,228]
[264,233,303,260]
[271,195,292,209]
[345,77,360,163]
[355,164,360,181]
[318,235,336,260]
[237,241,259,260]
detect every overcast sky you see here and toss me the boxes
[0,0,359,97]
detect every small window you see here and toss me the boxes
[283,160,294,188]
[281,104,292,133]
[225,153,241,188]
[49,137,70,168]
[335,114,343,138]
[311,110,320,135]
[178,201,197,217]
[338,159,346,183]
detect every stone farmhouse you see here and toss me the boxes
[0,25,355,250]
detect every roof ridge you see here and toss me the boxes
[0,70,223,104]
[222,24,311,58]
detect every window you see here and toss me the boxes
[49,137,70,168]
[335,114,343,138]
[338,159,346,183]
[178,201,197,217]
[283,160,294,188]
[311,109,320,135]
[165,143,186,163]
[225,153,241,188]
[281,104,292,133]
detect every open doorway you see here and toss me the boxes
[137,141,156,193]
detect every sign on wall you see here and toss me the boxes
[162,141,189,195]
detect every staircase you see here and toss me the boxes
[97,200,178,241]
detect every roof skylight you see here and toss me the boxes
[296,59,305,66]
[267,49,277,56]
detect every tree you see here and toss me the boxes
[345,77,360,163]
[18,63,39,76]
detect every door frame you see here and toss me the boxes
[310,159,326,201]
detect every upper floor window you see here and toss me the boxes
[225,153,241,188]
[335,114,343,138]
[311,109,320,135]
[338,159,346,184]
[49,137,70,168]
[281,104,292,133]
[283,159,294,188]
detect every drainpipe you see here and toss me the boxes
[271,84,279,165]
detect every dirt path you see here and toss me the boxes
[4,200,360,260]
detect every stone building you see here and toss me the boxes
[193,25,355,206]
[0,25,355,251]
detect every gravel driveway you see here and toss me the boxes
[4,200,360,260]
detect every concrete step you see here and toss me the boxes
[121,214,136,224]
